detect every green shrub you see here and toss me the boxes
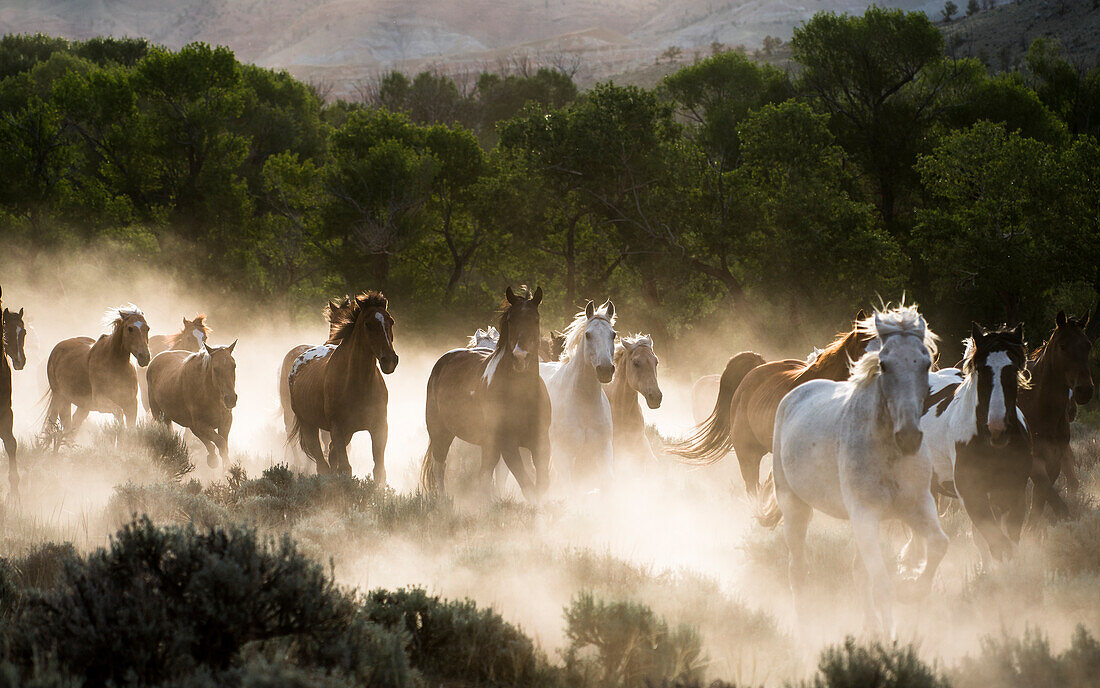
[951,625,1100,688]
[802,637,948,688]
[364,587,561,687]
[563,592,705,688]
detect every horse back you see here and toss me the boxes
[47,337,96,397]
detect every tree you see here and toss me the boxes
[966,0,980,16]
[791,7,962,225]
[1025,38,1100,139]
[942,1,958,22]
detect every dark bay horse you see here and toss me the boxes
[140,316,211,412]
[420,286,550,501]
[1019,311,1094,524]
[1,287,26,496]
[45,306,151,447]
[282,293,398,479]
[671,311,877,501]
[604,334,663,466]
[147,342,237,468]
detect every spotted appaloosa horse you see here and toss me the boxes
[421,286,550,501]
[281,293,398,479]
[44,305,151,447]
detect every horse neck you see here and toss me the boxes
[103,324,131,364]
[560,337,601,392]
[1027,342,1069,409]
[800,333,857,381]
[332,315,378,379]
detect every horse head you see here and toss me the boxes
[870,308,933,455]
[204,341,238,409]
[501,286,542,372]
[620,334,662,409]
[580,300,617,383]
[3,307,26,371]
[1052,310,1094,404]
[968,322,1026,447]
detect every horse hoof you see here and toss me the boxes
[206,453,219,469]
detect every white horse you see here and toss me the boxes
[467,326,499,350]
[901,323,1031,568]
[759,305,945,635]
[542,300,617,487]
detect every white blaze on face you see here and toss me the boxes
[193,329,205,347]
[133,320,145,330]
[986,351,1011,433]
[375,312,390,344]
[512,343,528,361]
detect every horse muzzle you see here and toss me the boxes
[9,355,25,371]
[380,355,399,375]
[135,352,151,367]
[894,427,923,455]
[644,391,663,409]
[596,364,615,384]
[223,394,238,410]
[1074,385,1094,405]
[511,354,531,372]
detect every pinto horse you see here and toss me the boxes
[282,293,398,479]
[604,334,663,466]
[0,287,26,496]
[45,305,151,447]
[147,342,238,468]
[671,310,876,502]
[1019,311,1095,524]
[421,286,550,501]
[140,316,211,412]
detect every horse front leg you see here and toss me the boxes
[190,425,221,469]
[214,414,232,468]
[327,427,354,476]
[531,430,551,499]
[955,463,1011,564]
[1,409,18,501]
[899,494,949,599]
[500,445,536,503]
[298,424,330,474]
[849,508,893,636]
[369,419,388,485]
[1060,445,1080,495]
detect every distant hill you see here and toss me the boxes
[0,0,1094,98]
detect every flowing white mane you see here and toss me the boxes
[102,304,145,330]
[560,303,616,364]
[850,304,936,387]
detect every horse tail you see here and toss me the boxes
[754,471,782,528]
[419,447,437,494]
[669,351,764,464]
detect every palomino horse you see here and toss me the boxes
[45,305,151,446]
[542,301,617,486]
[1019,311,1094,524]
[0,287,26,497]
[672,311,875,502]
[904,324,1030,566]
[604,334,663,466]
[421,286,550,501]
[147,342,238,468]
[140,316,211,412]
[281,292,398,479]
[759,305,943,635]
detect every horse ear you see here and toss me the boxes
[1011,322,1024,341]
[506,286,518,305]
[605,300,615,319]
[971,321,984,341]
[1082,313,1091,329]
[18,308,23,317]
[227,339,237,354]
[532,286,542,306]
[585,301,595,318]
[856,308,867,321]
[1057,310,1068,327]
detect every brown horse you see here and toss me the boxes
[147,342,237,468]
[44,305,151,447]
[1019,311,1094,524]
[671,311,875,501]
[282,292,398,479]
[1,287,26,497]
[140,316,211,412]
[420,286,550,501]
[604,334,663,466]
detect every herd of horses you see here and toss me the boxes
[0,283,1094,634]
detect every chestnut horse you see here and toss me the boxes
[604,334,663,466]
[1,287,26,496]
[1019,311,1095,524]
[147,342,237,468]
[140,316,211,412]
[671,311,878,501]
[44,305,151,447]
[282,292,398,479]
[420,286,550,501]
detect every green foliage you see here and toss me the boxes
[563,592,705,688]
[804,637,949,688]
[952,626,1100,688]
[364,587,562,687]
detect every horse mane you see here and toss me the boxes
[560,303,616,364]
[849,304,937,388]
[468,326,499,348]
[170,314,211,348]
[795,325,867,381]
[102,304,145,332]
[614,333,653,364]
[324,292,387,344]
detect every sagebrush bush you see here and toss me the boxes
[564,592,705,688]
[1046,509,1100,575]
[364,587,562,688]
[951,625,1100,688]
[800,637,948,688]
[1,517,413,687]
